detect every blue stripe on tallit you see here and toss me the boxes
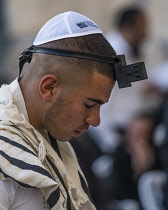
[78,171,94,205]
[0,135,36,156]
[0,150,53,180]
[0,168,35,188]
[47,187,60,208]
[46,156,73,210]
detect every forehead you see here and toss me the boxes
[74,71,115,102]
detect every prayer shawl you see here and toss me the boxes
[0,79,96,210]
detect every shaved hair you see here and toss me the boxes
[23,34,116,87]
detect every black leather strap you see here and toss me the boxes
[31,46,122,64]
[18,46,147,88]
[19,46,126,76]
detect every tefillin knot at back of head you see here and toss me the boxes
[19,46,148,88]
[18,11,148,88]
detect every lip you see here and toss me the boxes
[73,130,86,137]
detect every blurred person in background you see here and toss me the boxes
[144,57,168,210]
[105,5,148,63]
[106,112,163,210]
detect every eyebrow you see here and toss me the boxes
[86,97,107,105]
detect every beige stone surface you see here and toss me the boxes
[6,0,135,35]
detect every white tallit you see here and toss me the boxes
[0,79,96,210]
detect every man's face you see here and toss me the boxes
[126,118,153,146]
[45,71,115,141]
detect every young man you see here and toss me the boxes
[0,11,147,210]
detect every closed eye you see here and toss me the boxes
[85,103,95,108]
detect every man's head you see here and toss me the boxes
[19,12,116,141]
[115,6,148,57]
[125,112,156,146]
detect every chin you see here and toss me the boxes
[49,131,72,142]
[57,136,72,142]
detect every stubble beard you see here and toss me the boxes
[45,94,67,141]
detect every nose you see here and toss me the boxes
[85,108,101,127]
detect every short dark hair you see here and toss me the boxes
[37,33,116,80]
[116,6,145,30]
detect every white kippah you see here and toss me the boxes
[33,11,103,46]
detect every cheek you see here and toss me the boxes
[46,94,87,131]
[57,103,85,127]
[62,105,86,125]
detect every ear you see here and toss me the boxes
[39,75,61,102]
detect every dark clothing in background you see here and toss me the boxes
[157,96,168,209]
[108,143,163,202]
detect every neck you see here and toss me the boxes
[19,78,45,132]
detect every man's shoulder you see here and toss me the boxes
[0,129,36,156]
